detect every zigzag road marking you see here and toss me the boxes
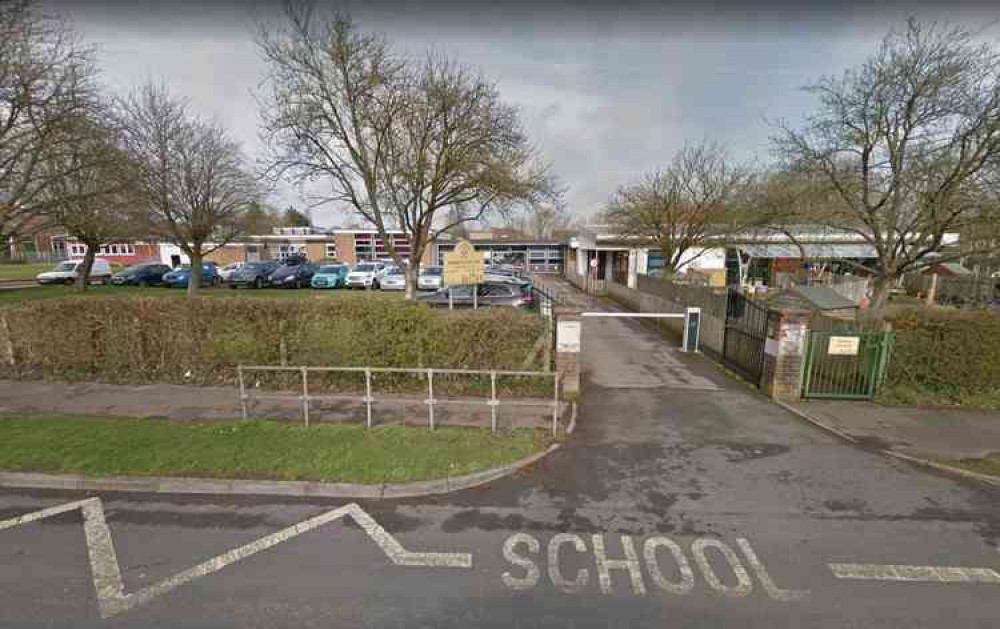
[0,498,472,618]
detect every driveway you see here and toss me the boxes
[1,289,998,627]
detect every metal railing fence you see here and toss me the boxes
[237,365,562,436]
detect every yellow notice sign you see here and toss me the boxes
[443,240,484,286]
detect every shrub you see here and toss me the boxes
[882,308,1000,407]
[0,296,550,395]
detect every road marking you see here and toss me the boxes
[829,563,1000,584]
[500,532,807,601]
[0,498,471,618]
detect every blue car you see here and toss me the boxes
[162,263,221,288]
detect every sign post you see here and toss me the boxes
[443,240,484,310]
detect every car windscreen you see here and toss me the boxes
[120,264,151,273]
[54,262,77,272]
[354,264,375,272]
[420,267,442,275]
[387,268,403,276]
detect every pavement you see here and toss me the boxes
[786,400,1000,463]
[0,380,561,430]
[1,279,1000,627]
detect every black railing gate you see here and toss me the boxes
[722,289,768,386]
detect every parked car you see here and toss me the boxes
[379,266,407,291]
[36,259,113,285]
[417,266,443,291]
[217,262,246,282]
[268,256,315,288]
[310,263,350,289]
[110,262,172,287]
[417,281,534,309]
[345,261,387,289]
[162,263,220,288]
[228,261,279,289]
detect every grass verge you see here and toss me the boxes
[0,414,549,484]
[0,263,53,281]
[947,453,1000,479]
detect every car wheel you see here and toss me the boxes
[64,278,75,286]
[372,279,379,290]
[254,277,263,290]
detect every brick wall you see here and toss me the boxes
[761,309,809,401]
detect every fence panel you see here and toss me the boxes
[802,331,893,400]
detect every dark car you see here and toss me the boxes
[162,263,221,288]
[110,263,172,287]
[229,261,280,289]
[417,281,534,309]
[268,256,315,288]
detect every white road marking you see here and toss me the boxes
[690,538,753,597]
[643,536,694,595]
[592,534,646,595]
[0,498,471,618]
[737,538,810,601]
[548,533,589,593]
[829,563,1000,584]
[502,533,541,590]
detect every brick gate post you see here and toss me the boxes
[760,308,811,401]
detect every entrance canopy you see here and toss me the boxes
[738,244,878,259]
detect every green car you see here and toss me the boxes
[310,263,350,289]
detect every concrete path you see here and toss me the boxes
[788,399,1000,461]
[1,278,999,627]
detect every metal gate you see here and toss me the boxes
[721,289,768,386]
[802,331,893,399]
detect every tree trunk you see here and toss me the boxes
[867,273,894,319]
[404,263,418,300]
[76,245,97,292]
[187,250,203,297]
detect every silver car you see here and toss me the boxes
[418,266,443,291]
[345,262,386,289]
[378,266,406,291]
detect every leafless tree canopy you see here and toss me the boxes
[775,18,1000,310]
[506,201,576,240]
[117,83,256,296]
[0,0,97,254]
[603,141,754,275]
[39,111,140,289]
[257,1,557,296]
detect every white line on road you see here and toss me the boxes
[829,563,1000,584]
[0,498,472,618]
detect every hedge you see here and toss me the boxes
[882,308,1000,407]
[0,296,550,396]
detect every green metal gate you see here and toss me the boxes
[802,331,894,400]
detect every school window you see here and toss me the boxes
[325,243,337,259]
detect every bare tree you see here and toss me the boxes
[603,141,754,276]
[0,0,97,258]
[39,112,139,290]
[506,201,576,240]
[117,83,256,296]
[257,2,556,298]
[775,18,1000,313]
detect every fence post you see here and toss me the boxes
[237,365,248,421]
[490,371,498,433]
[427,368,435,430]
[301,367,310,428]
[364,368,373,429]
[552,372,560,438]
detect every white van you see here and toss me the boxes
[36,259,113,285]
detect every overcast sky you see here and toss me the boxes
[48,0,1000,227]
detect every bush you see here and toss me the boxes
[0,296,550,395]
[882,308,1000,407]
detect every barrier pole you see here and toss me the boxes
[364,368,373,429]
[301,367,310,428]
[237,365,248,421]
[427,369,435,430]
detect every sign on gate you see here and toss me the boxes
[827,336,860,356]
[443,240,484,286]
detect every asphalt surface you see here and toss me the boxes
[1,306,999,628]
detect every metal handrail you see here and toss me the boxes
[237,365,562,436]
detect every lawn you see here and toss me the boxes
[0,284,404,305]
[0,414,549,483]
[0,263,53,281]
